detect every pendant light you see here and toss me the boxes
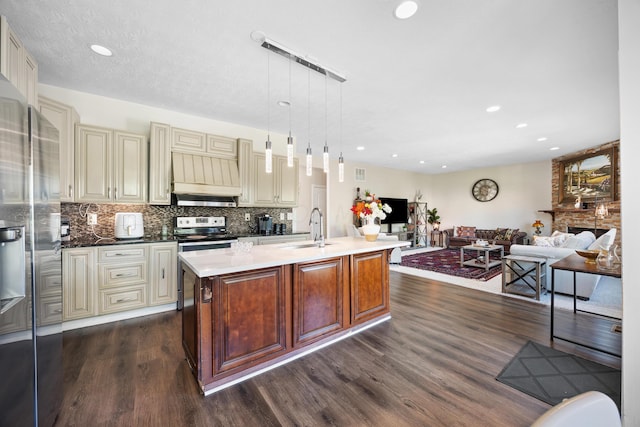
[306,68,312,177]
[323,75,329,173]
[338,84,345,183]
[287,57,294,167]
[265,51,272,174]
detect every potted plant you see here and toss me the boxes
[427,208,441,231]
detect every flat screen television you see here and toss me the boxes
[379,197,409,227]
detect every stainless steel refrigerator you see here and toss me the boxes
[0,77,62,426]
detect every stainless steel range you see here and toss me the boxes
[175,216,238,310]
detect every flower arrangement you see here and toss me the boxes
[351,198,392,223]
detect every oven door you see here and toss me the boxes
[176,239,237,310]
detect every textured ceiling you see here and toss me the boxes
[2,0,619,173]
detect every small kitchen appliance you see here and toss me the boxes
[114,212,144,239]
[257,214,273,235]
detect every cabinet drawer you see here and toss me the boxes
[98,246,147,262]
[206,134,237,158]
[38,296,62,326]
[99,285,147,314]
[99,262,147,288]
[172,128,206,152]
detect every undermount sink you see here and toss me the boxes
[279,242,333,250]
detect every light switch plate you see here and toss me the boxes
[244,213,251,221]
[87,213,97,225]
[280,213,285,220]
[287,212,293,220]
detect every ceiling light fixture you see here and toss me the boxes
[356,146,365,151]
[338,84,344,183]
[516,123,528,128]
[537,137,548,142]
[392,154,398,158]
[550,147,560,151]
[90,44,112,57]
[323,75,329,173]
[255,35,346,83]
[264,52,272,174]
[394,1,419,19]
[442,165,447,169]
[306,69,313,177]
[486,105,501,113]
[419,160,425,164]
[287,57,294,167]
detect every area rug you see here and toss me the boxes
[399,248,502,281]
[496,341,621,410]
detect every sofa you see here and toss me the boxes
[509,229,617,300]
[443,226,527,254]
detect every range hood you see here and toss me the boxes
[172,193,237,207]
[172,152,242,200]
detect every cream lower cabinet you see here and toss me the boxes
[254,154,299,207]
[63,242,177,321]
[62,247,98,320]
[75,124,147,203]
[149,243,177,305]
[39,96,79,202]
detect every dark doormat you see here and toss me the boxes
[496,341,621,410]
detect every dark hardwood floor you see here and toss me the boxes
[56,272,621,426]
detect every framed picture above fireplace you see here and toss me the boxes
[559,146,617,203]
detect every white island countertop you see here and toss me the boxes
[179,236,411,277]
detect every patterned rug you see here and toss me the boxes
[399,248,502,281]
[496,341,621,410]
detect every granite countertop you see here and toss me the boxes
[61,231,312,249]
[179,236,410,277]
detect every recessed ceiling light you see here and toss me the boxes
[391,153,398,158]
[90,44,113,57]
[516,123,528,128]
[277,100,290,107]
[486,105,501,113]
[550,146,560,151]
[442,165,447,169]
[419,160,425,164]
[356,146,365,151]
[394,1,419,19]
[537,137,548,142]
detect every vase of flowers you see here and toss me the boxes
[351,197,392,242]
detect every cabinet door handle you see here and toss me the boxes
[201,280,212,303]
[115,297,135,303]
[114,187,118,199]
[115,272,136,278]
[68,185,73,198]
[161,268,165,279]
[108,187,111,198]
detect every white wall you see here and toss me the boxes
[294,165,325,233]
[326,159,432,238]
[619,1,639,424]
[429,161,552,235]
[39,84,292,155]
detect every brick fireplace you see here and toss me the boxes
[547,140,621,249]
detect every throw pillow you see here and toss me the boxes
[458,226,476,238]
[560,231,596,249]
[588,228,617,251]
[533,235,554,247]
[495,228,519,241]
[550,230,574,246]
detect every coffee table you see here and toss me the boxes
[460,244,504,271]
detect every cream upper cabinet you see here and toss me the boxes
[253,153,299,207]
[62,247,98,321]
[171,127,206,153]
[39,96,79,202]
[149,242,177,306]
[237,138,253,206]
[148,122,172,205]
[75,124,147,203]
[276,156,298,207]
[206,134,237,158]
[0,16,38,106]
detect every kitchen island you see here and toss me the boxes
[179,236,410,395]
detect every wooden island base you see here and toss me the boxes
[178,237,409,395]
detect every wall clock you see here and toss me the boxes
[472,179,499,202]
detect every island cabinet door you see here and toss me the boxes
[293,257,348,348]
[350,250,390,325]
[211,266,290,378]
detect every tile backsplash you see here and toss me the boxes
[61,203,293,241]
